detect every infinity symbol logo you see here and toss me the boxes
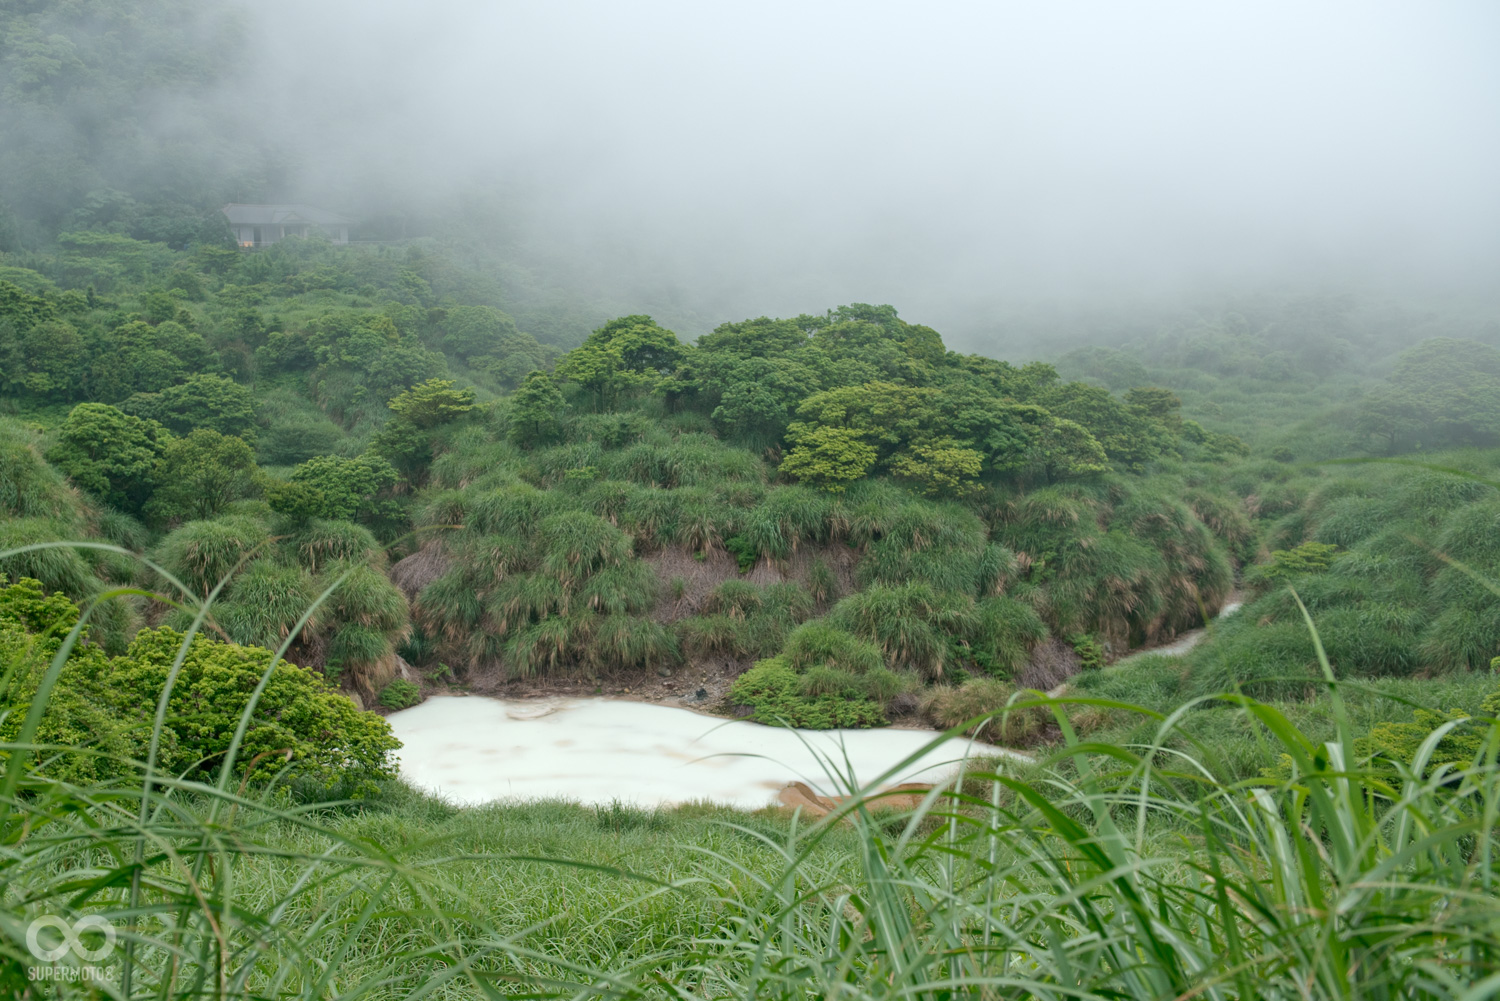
[26,915,116,962]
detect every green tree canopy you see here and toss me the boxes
[368,379,477,482]
[507,370,567,449]
[48,402,171,514]
[89,319,211,402]
[438,306,552,387]
[438,305,519,359]
[274,454,400,522]
[0,319,87,398]
[386,378,477,429]
[1354,338,1500,452]
[121,372,257,440]
[1030,417,1110,483]
[556,315,684,411]
[147,428,257,523]
[707,356,820,446]
[1041,381,1177,469]
[0,279,56,328]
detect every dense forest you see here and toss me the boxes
[4,1,1500,997]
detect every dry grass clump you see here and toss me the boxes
[922,677,1049,743]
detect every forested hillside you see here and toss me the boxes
[3,3,1499,721]
[5,210,1500,740]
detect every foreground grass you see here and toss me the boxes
[3,546,1499,997]
[1080,656,1500,780]
[249,790,866,984]
[6,685,1500,998]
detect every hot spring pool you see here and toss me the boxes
[386,695,1012,809]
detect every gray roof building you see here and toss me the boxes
[222,204,352,247]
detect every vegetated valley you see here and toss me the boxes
[3,2,1500,997]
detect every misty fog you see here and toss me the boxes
[226,1,1499,343]
[7,1,1499,346]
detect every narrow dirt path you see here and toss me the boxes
[1114,596,1244,667]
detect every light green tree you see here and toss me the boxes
[507,370,566,449]
[1032,417,1109,484]
[778,425,878,491]
[386,378,476,429]
[890,437,985,496]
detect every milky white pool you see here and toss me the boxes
[387,695,1011,809]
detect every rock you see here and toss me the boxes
[776,781,936,819]
[777,781,838,817]
[657,667,674,678]
[506,701,560,721]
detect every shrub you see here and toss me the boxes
[1247,540,1339,591]
[378,678,423,710]
[118,626,399,792]
[1070,633,1106,672]
[0,576,139,782]
[723,533,758,572]
[1357,682,1500,776]
[728,657,887,728]
[0,579,399,794]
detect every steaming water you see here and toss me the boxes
[388,696,1011,809]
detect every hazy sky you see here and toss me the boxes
[251,1,1500,336]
